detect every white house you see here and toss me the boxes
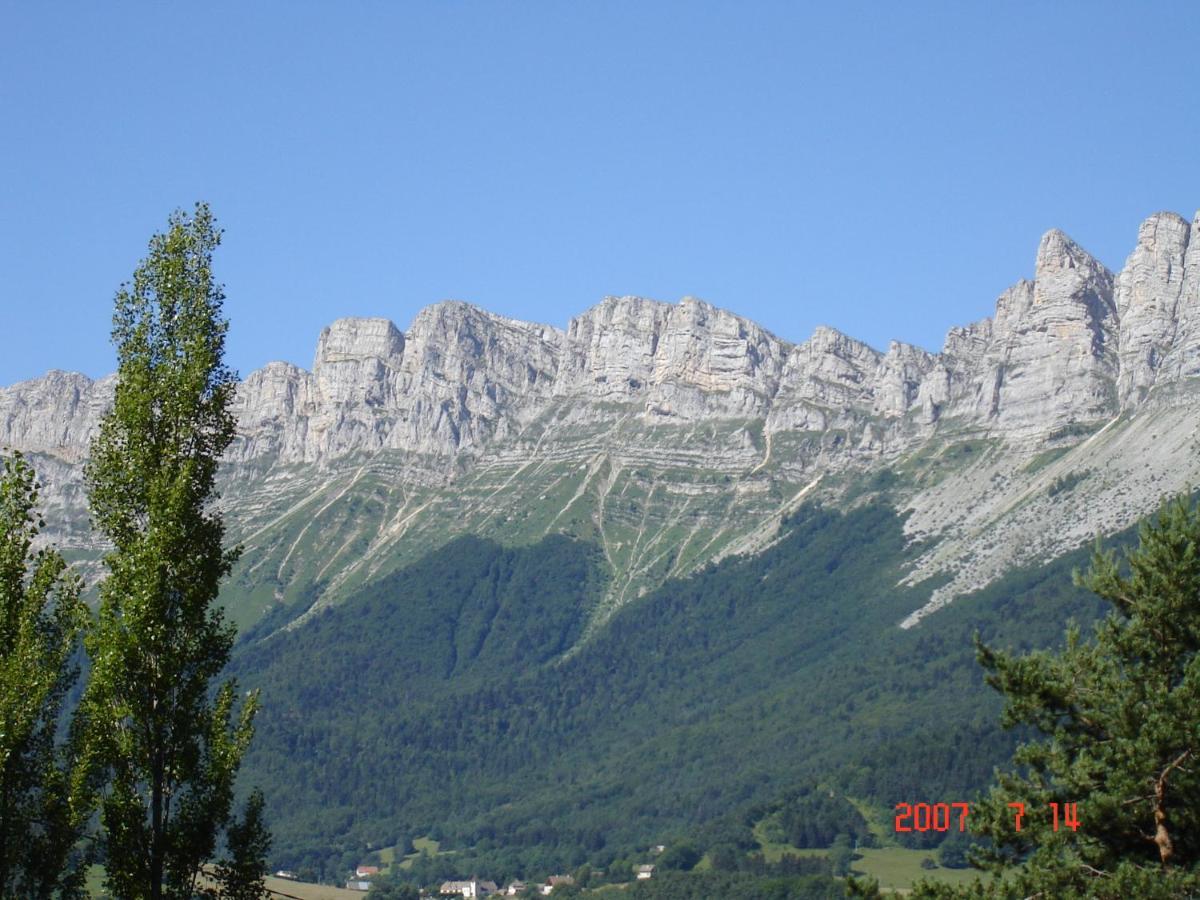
[440,880,498,898]
[539,874,575,895]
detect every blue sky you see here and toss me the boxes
[2,2,1197,385]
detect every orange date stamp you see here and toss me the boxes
[894,801,1082,833]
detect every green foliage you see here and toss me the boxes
[624,869,845,899]
[656,842,701,872]
[1046,469,1089,497]
[210,789,271,900]
[935,832,972,869]
[1046,421,1101,443]
[911,495,1200,898]
[235,532,605,870]
[827,834,853,877]
[82,204,266,899]
[236,498,1116,881]
[367,879,420,900]
[769,787,870,849]
[0,452,90,897]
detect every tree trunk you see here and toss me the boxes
[1153,749,1191,865]
[151,747,164,900]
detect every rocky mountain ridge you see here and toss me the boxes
[3,209,1199,631]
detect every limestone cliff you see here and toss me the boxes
[3,208,1199,630]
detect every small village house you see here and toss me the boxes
[538,874,575,895]
[440,879,498,898]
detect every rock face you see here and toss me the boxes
[6,212,1198,468]
[1115,212,1191,404]
[1161,211,1200,383]
[3,208,1200,629]
[996,231,1117,428]
[227,303,565,465]
[557,295,789,419]
[0,371,115,461]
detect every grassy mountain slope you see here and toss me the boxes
[213,383,1200,644]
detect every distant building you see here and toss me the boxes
[635,864,656,880]
[357,865,382,878]
[504,882,527,896]
[440,880,498,898]
[274,871,298,880]
[347,881,372,892]
[537,874,576,896]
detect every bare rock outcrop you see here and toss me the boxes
[7,213,1200,470]
[1115,212,1191,405]
[766,327,881,432]
[5,207,1200,631]
[0,371,114,461]
[3,209,1199,498]
[988,230,1117,433]
[558,296,790,419]
[1160,211,1200,384]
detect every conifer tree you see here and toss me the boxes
[0,452,90,897]
[900,495,1200,899]
[83,203,267,899]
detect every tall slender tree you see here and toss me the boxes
[0,451,90,898]
[83,203,266,899]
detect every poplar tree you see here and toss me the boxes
[83,204,267,899]
[900,495,1200,900]
[0,452,89,897]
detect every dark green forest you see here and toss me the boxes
[623,869,847,899]
[232,501,1113,881]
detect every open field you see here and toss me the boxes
[851,847,984,892]
[394,835,449,870]
[260,876,368,899]
[749,804,988,893]
[86,866,367,900]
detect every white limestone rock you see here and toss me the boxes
[1115,212,1190,405]
[922,231,1119,438]
[0,370,113,460]
[873,341,937,418]
[5,206,1200,633]
[229,361,316,462]
[559,296,790,419]
[313,317,406,407]
[389,300,564,452]
[557,296,672,401]
[989,230,1118,433]
[766,327,881,433]
[4,209,1200,509]
[1160,211,1200,383]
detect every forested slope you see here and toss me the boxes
[233,502,1112,877]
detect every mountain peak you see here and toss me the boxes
[314,317,404,367]
[1035,228,1107,279]
[2,206,1200,644]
